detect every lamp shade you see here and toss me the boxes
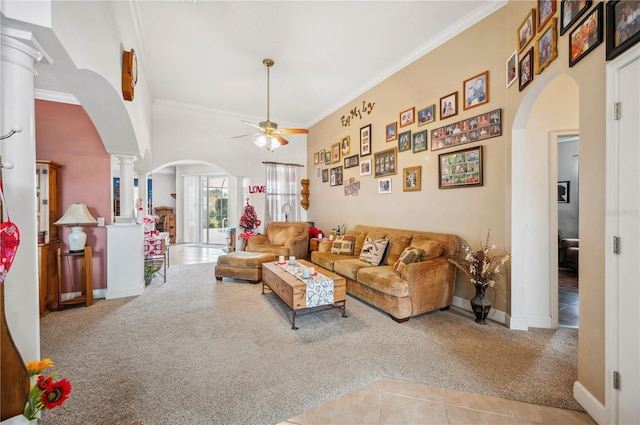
[54,204,97,253]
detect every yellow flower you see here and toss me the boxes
[25,358,55,376]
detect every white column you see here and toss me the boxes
[116,154,136,219]
[137,170,149,217]
[0,33,45,361]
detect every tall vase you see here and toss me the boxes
[470,284,491,324]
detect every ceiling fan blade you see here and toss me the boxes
[231,132,261,139]
[241,120,263,131]
[275,135,289,145]
[279,128,309,134]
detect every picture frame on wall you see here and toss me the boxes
[535,18,558,74]
[518,9,536,52]
[322,168,329,183]
[330,166,344,187]
[569,2,603,67]
[560,0,592,35]
[325,150,331,165]
[340,135,350,156]
[506,50,518,87]
[360,158,372,176]
[360,124,371,156]
[398,130,411,152]
[319,149,326,163]
[439,92,458,120]
[519,47,534,91]
[463,71,489,110]
[417,105,435,126]
[331,143,341,163]
[537,0,557,32]
[386,122,398,142]
[316,166,321,178]
[378,178,392,194]
[606,0,640,60]
[413,130,427,153]
[558,180,570,203]
[374,147,397,178]
[403,166,421,192]
[344,154,359,169]
[399,107,415,128]
[438,146,483,189]
[313,152,319,165]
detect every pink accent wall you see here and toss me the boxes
[35,100,111,291]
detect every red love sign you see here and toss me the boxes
[0,221,20,283]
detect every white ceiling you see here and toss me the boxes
[37,1,505,130]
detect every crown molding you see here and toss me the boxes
[35,89,80,105]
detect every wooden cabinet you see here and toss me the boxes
[154,206,176,243]
[166,214,176,243]
[36,160,62,316]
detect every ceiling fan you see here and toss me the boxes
[233,58,309,151]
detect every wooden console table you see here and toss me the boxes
[57,246,93,309]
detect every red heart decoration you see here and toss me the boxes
[0,221,20,284]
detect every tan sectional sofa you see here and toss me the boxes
[310,225,459,322]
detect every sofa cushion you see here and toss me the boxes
[331,235,355,255]
[393,247,424,275]
[333,258,372,281]
[357,265,409,298]
[267,223,305,245]
[410,235,444,260]
[384,234,413,265]
[311,251,358,272]
[359,236,389,266]
[346,229,368,255]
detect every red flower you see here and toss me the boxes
[41,378,72,409]
[37,375,53,390]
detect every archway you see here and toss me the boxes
[510,73,579,330]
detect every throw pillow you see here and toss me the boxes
[393,247,424,275]
[410,235,444,260]
[330,235,355,255]
[359,236,389,266]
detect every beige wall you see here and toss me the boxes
[306,1,606,404]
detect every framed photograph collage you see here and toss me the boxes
[431,109,502,152]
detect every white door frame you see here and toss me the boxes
[604,43,640,425]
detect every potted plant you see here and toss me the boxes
[144,262,157,286]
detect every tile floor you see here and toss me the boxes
[280,378,596,425]
[169,244,593,425]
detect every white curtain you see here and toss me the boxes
[183,175,201,243]
[264,163,301,227]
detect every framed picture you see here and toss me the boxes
[360,158,372,176]
[430,109,502,151]
[569,2,603,67]
[463,71,489,110]
[560,0,592,35]
[558,180,570,202]
[417,105,436,126]
[413,130,427,153]
[386,122,398,142]
[360,124,371,156]
[606,1,640,60]
[322,169,329,183]
[535,18,558,74]
[378,178,392,194]
[330,166,344,187]
[399,107,415,128]
[340,135,350,156]
[319,149,326,164]
[325,150,331,165]
[519,47,534,91]
[438,146,483,189]
[331,143,341,163]
[313,152,319,165]
[316,166,321,178]
[538,0,557,32]
[403,166,421,192]
[398,130,412,152]
[439,92,458,120]
[518,9,536,52]
[374,147,397,178]
[506,50,518,87]
[344,154,359,169]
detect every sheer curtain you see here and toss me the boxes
[264,162,301,227]
[183,175,201,243]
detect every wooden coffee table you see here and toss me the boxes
[261,259,347,329]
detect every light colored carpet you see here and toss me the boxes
[40,262,581,425]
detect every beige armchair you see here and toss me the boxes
[245,221,310,259]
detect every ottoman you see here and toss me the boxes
[214,251,275,283]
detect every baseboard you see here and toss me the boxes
[573,380,605,425]
[505,314,529,330]
[105,285,144,300]
[61,291,83,302]
[61,289,108,301]
[525,313,552,329]
[452,295,506,326]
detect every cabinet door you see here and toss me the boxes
[44,243,59,311]
[48,166,60,242]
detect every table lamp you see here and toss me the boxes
[54,203,97,252]
[282,203,291,221]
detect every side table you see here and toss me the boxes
[57,246,93,309]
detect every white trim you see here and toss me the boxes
[574,380,606,425]
[452,295,507,326]
[35,88,80,105]
[105,284,144,300]
[61,289,107,301]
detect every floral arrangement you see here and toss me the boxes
[448,229,511,288]
[144,262,157,284]
[238,198,261,241]
[331,224,345,236]
[24,358,72,423]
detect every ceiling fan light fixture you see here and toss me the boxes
[254,135,281,151]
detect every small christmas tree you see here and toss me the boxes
[239,198,261,241]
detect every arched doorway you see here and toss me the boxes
[510,73,579,330]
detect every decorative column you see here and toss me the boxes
[115,154,136,219]
[136,169,149,217]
